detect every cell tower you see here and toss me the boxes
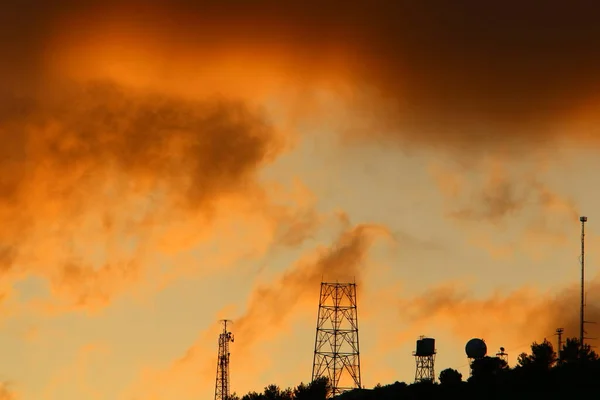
[312,282,362,398]
[413,336,436,383]
[215,319,234,400]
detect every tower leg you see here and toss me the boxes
[414,355,436,383]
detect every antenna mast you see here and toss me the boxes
[215,319,234,400]
[495,347,509,364]
[555,328,564,364]
[580,216,587,349]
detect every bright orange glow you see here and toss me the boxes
[1,2,600,400]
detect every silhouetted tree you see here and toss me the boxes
[560,338,598,364]
[281,388,293,400]
[241,391,265,400]
[469,356,508,385]
[439,368,462,385]
[262,385,293,400]
[517,339,556,370]
[293,377,330,400]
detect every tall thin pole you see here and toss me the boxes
[580,216,587,348]
[332,285,339,391]
[555,328,564,363]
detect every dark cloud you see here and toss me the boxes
[443,164,579,223]
[1,0,597,148]
[450,177,529,222]
[548,278,600,342]
[0,81,278,208]
[401,275,600,348]
[0,0,597,308]
[0,80,280,307]
[1,1,598,151]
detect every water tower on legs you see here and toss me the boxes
[413,336,436,383]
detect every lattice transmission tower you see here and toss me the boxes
[312,282,362,398]
[214,320,234,400]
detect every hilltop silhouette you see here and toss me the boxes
[232,337,600,400]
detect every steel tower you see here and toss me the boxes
[215,320,234,400]
[312,282,362,398]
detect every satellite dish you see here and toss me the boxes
[465,338,487,359]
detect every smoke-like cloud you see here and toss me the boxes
[398,274,600,355]
[1,1,598,396]
[427,157,581,261]
[449,175,579,224]
[234,223,392,344]
[2,1,599,153]
[0,80,285,310]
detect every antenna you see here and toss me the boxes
[580,216,589,349]
[555,328,564,364]
[495,347,508,364]
[215,319,234,400]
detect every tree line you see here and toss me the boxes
[230,337,600,400]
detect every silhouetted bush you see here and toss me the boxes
[439,368,462,386]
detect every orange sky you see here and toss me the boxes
[1,1,600,399]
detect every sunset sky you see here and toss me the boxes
[1,1,600,399]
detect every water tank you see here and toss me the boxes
[465,338,487,359]
[415,338,436,356]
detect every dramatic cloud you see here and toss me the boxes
[398,274,600,355]
[1,1,598,153]
[35,3,600,146]
[0,81,284,310]
[399,283,548,345]
[1,1,598,398]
